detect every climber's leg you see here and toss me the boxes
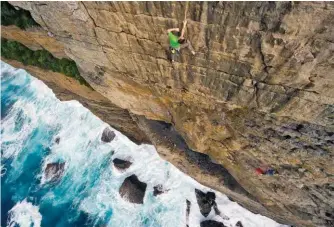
[186,40,195,55]
[179,40,195,55]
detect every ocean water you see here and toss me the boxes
[0,61,286,227]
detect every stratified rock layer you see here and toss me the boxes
[4,2,334,226]
[1,59,148,144]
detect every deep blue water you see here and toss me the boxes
[1,64,92,227]
[0,61,185,227]
[0,61,284,227]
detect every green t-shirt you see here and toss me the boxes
[168,32,180,49]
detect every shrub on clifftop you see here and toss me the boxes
[1,1,39,29]
[1,38,90,87]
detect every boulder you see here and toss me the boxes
[195,189,216,217]
[200,220,226,227]
[45,162,65,182]
[55,137,60,144]
[113,158,132,170]
[186,200,191,227]
[119,174,147,204]
[235,221,243,227]
[153,184,169,196]
[8,2,334,225]
[101,127,116,143]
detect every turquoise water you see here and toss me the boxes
[1,61,285,227]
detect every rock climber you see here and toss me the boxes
[167,20,195,62]
[255,166,276,175]
[47,31,54,37]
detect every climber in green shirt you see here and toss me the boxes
[167,20,195,62]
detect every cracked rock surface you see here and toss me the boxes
[5,2,334,226]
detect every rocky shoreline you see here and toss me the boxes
[1,2,333,226]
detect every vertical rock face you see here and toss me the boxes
[5,2,334,226]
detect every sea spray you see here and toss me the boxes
[1,61,286,227]
[7,199,42,227]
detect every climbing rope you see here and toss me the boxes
[182,2,189,36]
[184,1,189,21]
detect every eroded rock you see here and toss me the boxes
[119,174,147,204]
[5,2,334,226]
[113,158,132,170]
[186,200,191,227]
[45,162,65,182]
[200,220,226,227]
[101,127,115,143]
[195,189,216,217]
[153,184,169,196]
[235,221,243,227]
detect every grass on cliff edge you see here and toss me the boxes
[1,38,90,87]
[1,1,39,29]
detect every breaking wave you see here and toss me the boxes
[1,61,286,227]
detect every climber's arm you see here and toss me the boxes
[180,20,187,39]
[167,28,179,34]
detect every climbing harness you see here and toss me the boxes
[169,47,180,62]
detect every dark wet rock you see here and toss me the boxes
[113,158,132,170]
[200,220,226,227]
[119,174,147,204]
[153,185,163,196]
[235,221,243,227]
[101,127,116,143]
[213,202,221,216]
[136,119,254,197]
[55,137,60,144]
[195,189,216,217]
[8,2,334,226]
[186,200,191,227]
[45,162,65,182]
[153,184,169,196]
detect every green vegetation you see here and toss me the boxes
[1,2,90,87]
[1,1,39,29]
[1,38,90,87]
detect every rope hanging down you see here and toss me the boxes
[184,1,189,21]
[182,2,189,36]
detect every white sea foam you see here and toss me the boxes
[1,61,287,227]
[7,199,42,227]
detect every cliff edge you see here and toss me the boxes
[3,2,334,226]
